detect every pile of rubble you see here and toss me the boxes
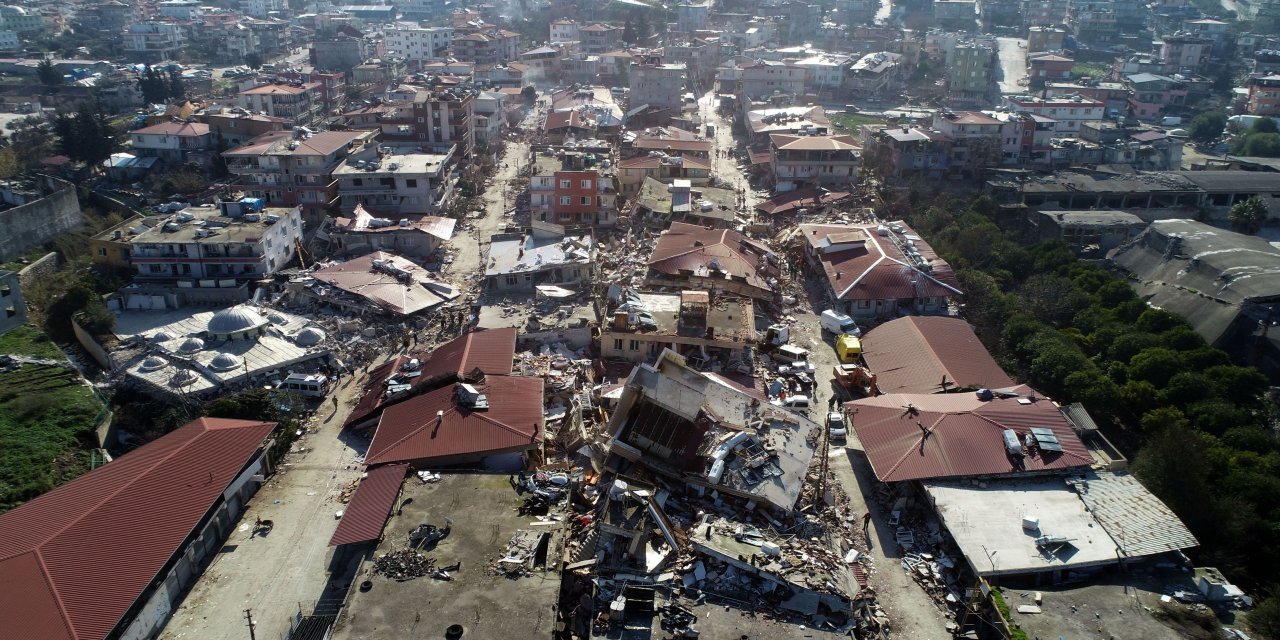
[373,549,436,581]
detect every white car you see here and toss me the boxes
[827,411,848,441]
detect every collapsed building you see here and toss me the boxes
[300,251,460,317]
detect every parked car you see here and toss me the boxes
[827,411,847,441]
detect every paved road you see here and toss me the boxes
[696,89,768,217]
[996,36,1029,97]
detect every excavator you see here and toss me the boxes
[832,363,877,398]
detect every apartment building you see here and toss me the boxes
[737,61,806,100]
[128,202,303,286]
[578,23,623,54]
[123,21,186,61]
[528,151,618,227]
[1003,94,1105,136]
[452,29,520,65]
[1247,75,1280,116]
[947,40,996,103]
[550,19,579,43]
[769,133,861,191]
[129,121,212,166]
[223,129,377,221]
[385,24,454,62]
[629,61,686,110]
[238,82,324,128]
[333,145,458,215]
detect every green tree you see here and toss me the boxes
[245,51,264,70]
[1187,111,1226,143]
[622,17,636,45]
[168,69,186,101]
[36,57,60,89]
[521,84,537,105]
[138,65,169,105]
[1252,118,1279,134]
[1236,132,1280,157]
[1229,196,1268,234]
[635,11,651,43]
[0,148,19,179]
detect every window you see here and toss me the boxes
[506,274,518,285]
[148,265,165,273]
[857,300,872,309]
[613,338,623,350]
[560,196,572,205]
[629,340,640,351]
[581,179,593,189]
[581,196,591,205]
[559,179,571,188]
[406,179,418,188]
[417,117,424,123]
[353,178,363,186]
[97,247,107,257]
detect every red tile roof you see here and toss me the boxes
[345,328,517,428]
[132,121,210,137]
[769,133,860,151]
[366,376,545,466]
[755,187,851,215]
[632,138,712,152]
[862,317,1016,394]
[799,222,961,302]
[0,418,276,640]
[647,222,775,293]
[329,463,408,546]
[847,393,1093,482]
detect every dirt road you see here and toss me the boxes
[160,373,373,640]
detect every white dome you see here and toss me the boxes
[268,313,287,325]
[150,331,175,342]
[177,337,205,353]
[209,353,242,371]
[170,369,197,386]
[139,356,167,372]
[207,306,268,335]
[295,327,326,346]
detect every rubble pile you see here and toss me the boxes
[373,549,435,581]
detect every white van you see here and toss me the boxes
[820,310,861,336]
[772,395,812,413]
[771,344,811,364]
[276,372,329,398]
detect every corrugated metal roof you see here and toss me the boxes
[366,376,545,466]
[344,328,516,429]
[862,317,1015,394]
[0,418,276,640]
[330,464,408,546]
[1072,471,1198,557]
[848,393,1092,482]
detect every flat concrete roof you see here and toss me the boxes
[923,479,1120,577]
[332,474,563,639]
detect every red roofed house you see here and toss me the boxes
[129,121,212,166]
[0,417,277,640]
[365,375,545,468]
[646,222,780,301]
[345,327,517,429]
[847,392,1093,482]
[799,221,961,319]
[860,316,1017,394]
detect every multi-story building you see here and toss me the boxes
[844,52,903,98]
[1067,0,1118,46]
[409,87,475,160]
[0,5,44,35]
[245,0,285,19]
[130,121,212,165]
[452,29,520,65]
[578,23,623,53]
[238,82,324,128]
[123,21,186,61]
[1024,0,1069,26]
[550,19,579,43]
[1027,25,1067,52]
[128,202,303,286]
[978,0,1023,31]
[1124,72,1188,120]
[1247,75,1280,116]
[223,129,377,221]
[206,109,287,147]
[947,40,996,103]
[311,35,367,74]
[1003,94,1105,136]
[736,61,806,101]
[1160,33,1212,73]
[931,111,1005,172]
[629,60,686,110]
[156,0,202,20]
[769,133,861,191]
[0,30,18,53]
[935,0,978,30]
[333,145,458,215]
[528,151,619,226]
[599,290,754,365]
[385,24,454,62]
[1028,53,1075,88]
[616,154,712,197]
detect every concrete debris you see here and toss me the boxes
[372,548,435,581]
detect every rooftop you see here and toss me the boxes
[607,289,755,341]
[0,418,275,640]
[769,133,860,152]
[131,121,210,137]
[308,251,460,316]
[331,474,562,640]
[329,463,409,546]
[647,222,775,293]
[799,222,961,302]
[334,205,456,241]
[861,316,1015,394]
[130,205,298,245]
[485,230,593,277]
[332,147,454,178]
[847,392,1094,483]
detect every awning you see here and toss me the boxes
[536,285,577,298]
[329,463,409,547]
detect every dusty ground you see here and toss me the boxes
[996,37,1029,96]
[159,371,372,640]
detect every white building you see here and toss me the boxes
[244,0,285,19]
[550,19,580,43]
[738,61,806,100]
[123,21,186,60]
[156,0,202,20]
[385,24,454,62]
[0,30,18,53]
[128,203,303,285]
[129,121,212,164]
[1003,94,1105,137]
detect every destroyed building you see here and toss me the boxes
[302,251,460,316]
[602,350,820,513]
[599,288,755,370]
[326,203,457,260]
[485,223,594,293]
[646,222,779,301]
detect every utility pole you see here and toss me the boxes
[244,608,257,640]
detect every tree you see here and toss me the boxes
[167,69,186,101]
[622,17,636,45]
[1235,132,1280,157]
[0,148,19,179]
[1229,196,1268,234]
[520,84,537,105]
[635,11,651,44]
[137,65,169,105]
[36,57,59,89]
[1252,118,1279,134]
[1187,111,1226,143]
[245,51,264,70]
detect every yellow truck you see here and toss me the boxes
[835,334,862,363]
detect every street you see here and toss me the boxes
[996,37,1029,96]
